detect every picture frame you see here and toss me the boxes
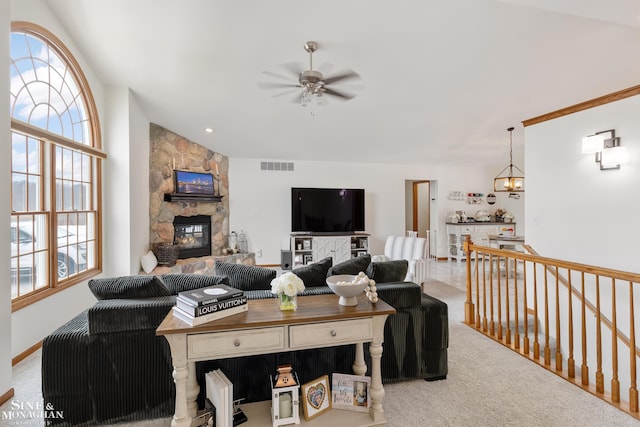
[303,254,313,264]
[331,373,371,412]
[174,170,215,195]
[302,240,311,250]
[356,251,367,257]
[301,375,331,420]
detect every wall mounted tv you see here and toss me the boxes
[174,170,214,195]
[291,187,365,233]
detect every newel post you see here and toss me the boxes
[464,235,475,324]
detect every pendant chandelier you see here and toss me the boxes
[493,127,524,192]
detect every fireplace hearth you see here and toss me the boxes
[173,215,211,259]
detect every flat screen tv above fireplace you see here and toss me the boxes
[291,187,365,233]
[174,170,214,195]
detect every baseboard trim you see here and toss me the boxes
[0,388,15,406]
[12,341,42,366]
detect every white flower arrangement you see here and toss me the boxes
[271,272,305,297]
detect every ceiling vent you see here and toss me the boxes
[261,161,294,172]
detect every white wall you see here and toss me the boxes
[228,158,512,263]
[1,0,13,400]
[102,87,150,275]
[525,95,640,272]
[127,92,151,274]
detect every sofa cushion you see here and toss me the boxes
[366,260,409,283]
[140,250,158,274]
[88,275,171,300]
[215,262,276,291]
[160,273,229,295]
[327,255,371,277]
[87,296,176,334]
[292,257,332,287]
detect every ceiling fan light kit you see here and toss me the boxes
[258,40,362,115]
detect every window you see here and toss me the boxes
[9,22,105,310]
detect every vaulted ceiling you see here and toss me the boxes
[45,0,640,167]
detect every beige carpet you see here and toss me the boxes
[1,275,638,426]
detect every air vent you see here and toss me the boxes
[260,161,294,171]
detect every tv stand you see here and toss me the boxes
[290,233,369,268]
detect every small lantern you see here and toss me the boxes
[271,365,300,427]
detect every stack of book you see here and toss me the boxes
[172,283,248,326]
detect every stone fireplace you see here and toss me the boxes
[173,215,211,259]
[146,124,254,275]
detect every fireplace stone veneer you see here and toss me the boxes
[149,123,229,256]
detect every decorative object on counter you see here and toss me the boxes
[271,272,305,311]
[474,210,490,222]
[503,212,514,223]
[152,242,179,267]
[237,230,248,253]
[221,246,239,255]
[364,279,378,303]
[582,129,625,170]
[460,211,467,223]
[331,373,371,412]
[486,193,496,204]
[494,126,525,193]
[326,273,370,306]
[448,212,460,223]
[229,230,238,250]
[271,365,300,427]
[301,375,331,421]
[494,208,506,222]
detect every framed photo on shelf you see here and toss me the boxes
[331,373,370,412]
[356,251,367,257]
[301,375,331,420]
[303,254,313,264]
[302,240,311,250]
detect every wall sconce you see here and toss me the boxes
[582,129,626,170]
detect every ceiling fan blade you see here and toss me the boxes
[257,81,299,90]
[280,62,304,76]
[261,70,297,83]
[324,70,361,85]
[272,88,300,98]
[323,87,356,100]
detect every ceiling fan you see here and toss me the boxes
[258,41,363,107]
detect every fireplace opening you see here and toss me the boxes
[173,215,212,259]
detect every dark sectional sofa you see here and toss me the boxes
[42,256,448,425]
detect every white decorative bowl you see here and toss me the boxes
[326,274,368,306]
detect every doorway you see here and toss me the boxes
[405,180,438,259]
[405,180,430,238]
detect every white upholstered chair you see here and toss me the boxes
[371,236,430,285]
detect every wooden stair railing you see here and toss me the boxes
[463,237,640,418]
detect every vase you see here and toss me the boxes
[278,293,298,311]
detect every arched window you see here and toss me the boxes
[9,22,104,309]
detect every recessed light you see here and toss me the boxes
[205,128,214,133]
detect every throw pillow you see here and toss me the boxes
[327,255,371,277]
[140,250,158,274]
[215,262,276,291]
[160,273,230,295]
[88,275,171,300]
[366,260,409,283]
[292,257,333,287]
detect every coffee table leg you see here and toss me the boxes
[187,361,200,417]
[369,315,388,423]
[165,334,192,427]
[353,342,367,375]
